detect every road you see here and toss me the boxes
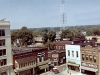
[41,64,86,75]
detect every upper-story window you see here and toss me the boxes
[76,51,78,57]
[93,56,96,63]
[0,49,6,56]
[72,51,74,57]
[86,55,88,60]
[63,46,65,49]
[0,30,5,36]
[68,50,70,56]
[89,55,92,61]
[82,54,85,61]
[0,59,7,66]
[59,46,60,49]
[0,39,5,46]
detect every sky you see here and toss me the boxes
[0,0,100,29]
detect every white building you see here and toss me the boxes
[0,19,14,75]
[65,44,81,72]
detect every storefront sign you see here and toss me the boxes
[52,54,58,57]
[81,62,98,69]
[68,60,76,64]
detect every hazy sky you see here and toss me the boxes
[0,0,100,29]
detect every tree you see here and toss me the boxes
[60,29,73,40]
[18,26,33,46]
[11,30,19,44]
[42,32,48,44]
[93,28,100,36]
[73,30,85,39]
[48,30,56,42]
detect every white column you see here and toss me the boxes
[10,68,16,75]
[33,68,34,75]
[7,69,10,75]
[80,67,81,73]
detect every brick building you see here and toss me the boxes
[81,45,100,75]
[13,47,48,75]
[48,41,72,66]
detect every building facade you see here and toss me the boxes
[48,50,66,66]
[48,41,72,66]
[0,19,14,75]
[13,47,49,75]
[81,45,100,75]
[66,45,81,72]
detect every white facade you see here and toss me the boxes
[65,44,81,72]
[0,19,14,75]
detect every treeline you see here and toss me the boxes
[11,25,100,47]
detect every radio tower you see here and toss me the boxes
[60,0,66,31]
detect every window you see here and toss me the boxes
[0,39,5,46]
[63,46,65,49]
[93,56,96,63]
[0,59,7,66]
[89,55,92,61]
[37,58,39,62]
[41,57,44,61]
[72,51,74,57]
[0,30,5,36]
[82,54,85,61]
[68,50,70,56]
[76,51,78,57]
[0,49,6,56]
[86,55,88,60]
[59,46,60,49]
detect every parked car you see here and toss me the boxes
[49,64,54,70]
[51,67,60,74]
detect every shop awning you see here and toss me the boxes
[37,60,48,66]
[38,64,49,70]
[67,63,79,66]
[81,66,98,72]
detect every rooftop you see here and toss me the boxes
[0,18,10,26]
[12,47,47,55]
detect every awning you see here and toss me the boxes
[16,56,34,63]
[67,63,79,66]
[38,64,49,70]
[81,66,98,72]
[37,60,48,66]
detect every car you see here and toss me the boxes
[49,64,54,70]
[51,67,60,74]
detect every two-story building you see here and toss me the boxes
[0,19,14,75]
[66,45,81,72]
[13,47,49,75]
[48,41,73,66]
[81,45,100,75]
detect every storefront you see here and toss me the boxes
[36,60,49,74]
[14,68,33,75]
[81,66,98,75]
[67,63,80,71]
[0,65,13,75]
[1,72,7,75]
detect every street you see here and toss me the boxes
[40,64,86,75]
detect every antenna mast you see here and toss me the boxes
[60,0,66,31]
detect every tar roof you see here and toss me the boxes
[12,47,47,55]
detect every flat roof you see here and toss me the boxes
[12,47,47,55]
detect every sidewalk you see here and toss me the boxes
[41,63,86,75]
[62,69,86,75]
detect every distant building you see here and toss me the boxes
[0,19,14,75]
[55,31,61,41]
[85,36,100,42]
[65,45,81,72]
